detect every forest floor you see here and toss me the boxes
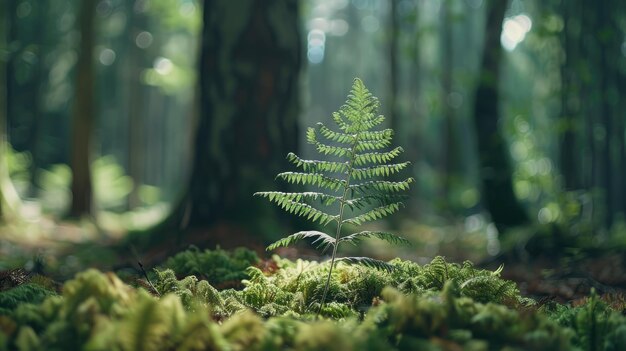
[1,216,626,307]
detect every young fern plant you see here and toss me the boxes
[254,78,414,313]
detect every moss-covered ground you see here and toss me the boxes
[1,246,625,350]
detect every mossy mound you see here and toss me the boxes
[162,246,259,288]
[0,248,624,350]
[152,252,528,319]
[0,269,574,351]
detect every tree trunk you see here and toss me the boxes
[558,0,581,191]
[69,0,96,217]
[441,0,456,211]
[0,0,21,219]
[472,0,528,233]
[127,4,147,209]
[170,0,302,231]
[389,0,399,132]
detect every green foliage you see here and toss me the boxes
[3,253,626,351]
[0,267,580,351]
[1,269,229,351]
[256,78,413,311]
[207,255,526,319]
[543,291,626,351]
[162,246,259,287]
[36,155,143,214]
[363,283,574,351]
[0,284,56,316]
[4,144,31,195]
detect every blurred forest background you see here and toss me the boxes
[1,0,626,275]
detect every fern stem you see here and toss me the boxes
[318,134,359,316]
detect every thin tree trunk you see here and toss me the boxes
[558,0,580,191]
[389,0,399,132]
[472,0,528,233]
[69,0,96,217]
[599,31,612,228]
[127,3,147,209]
[441,0,456,210]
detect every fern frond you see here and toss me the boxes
[339,231,411,246]
[360,129,394,141]
[254,191,339,206]
[343,202,404,225]
[272,199,337,225]
[336,257,394,272]
[255,78,412,314]
[332,112,349,131]
[306,128,353,156]
[347,115,384,133]
[286,153,349,174]
[317,123,356,144]
[353,147,404,166]
[351,162,411,180]
[314,142,353,157]
[349,178,414,194]
[354,138,393,152]
[276,172,344,191]
[344,194,408,210]
[267,231,337,251]
[345,79,380,115]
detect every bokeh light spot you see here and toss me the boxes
[501,14,532,51]
[99,48,116,66]
[154,57,173,75]
[135,31,153,49]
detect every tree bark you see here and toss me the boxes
[69,0,96,217]
[170,0,302,230]
[472,0,528,233]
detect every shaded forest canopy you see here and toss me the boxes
[2,1,626,350]
[0,0,625,275]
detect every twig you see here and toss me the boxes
[138,260,160,296]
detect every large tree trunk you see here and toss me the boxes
[556,0,626,231]
[69,0,96,217]
[172,0,302,231]
[472,0,528,233]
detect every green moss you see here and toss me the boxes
[0,284,57,316]
[363,283,574,351]
[162,246,259,287]
[222,255,528,318]
[0,250,623,351]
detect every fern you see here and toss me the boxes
[0,284,57,316]
[256,78,413,314]
[543,290,626,351]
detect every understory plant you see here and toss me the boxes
[255,78,414,312]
